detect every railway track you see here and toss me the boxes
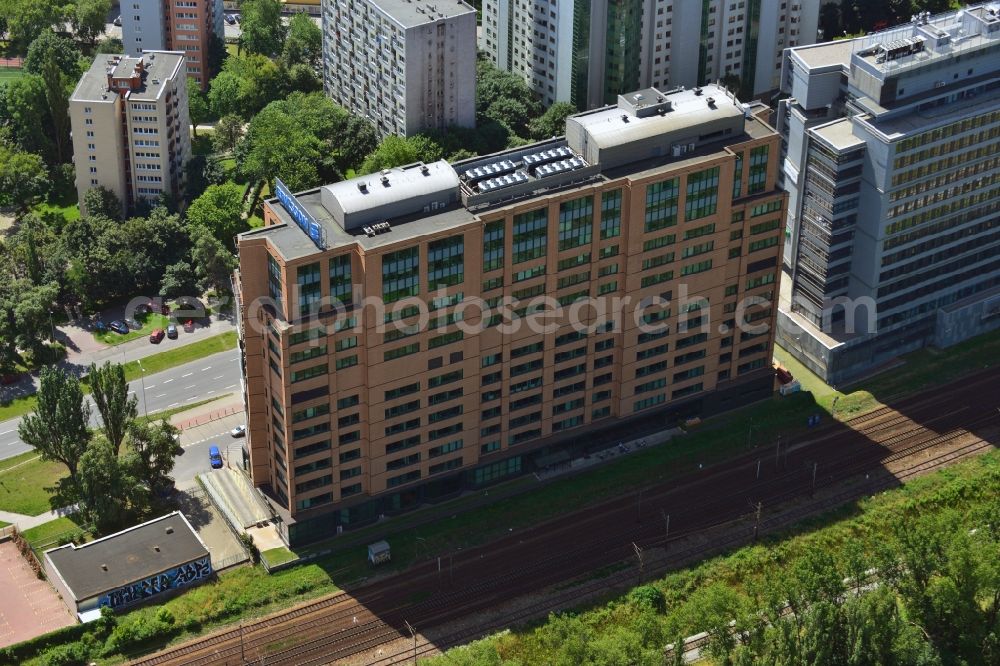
[129,369,1000,666]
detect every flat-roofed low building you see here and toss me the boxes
[43,513,211,621]
[234,84,787,546]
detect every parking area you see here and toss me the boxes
[173,490,248,571]
[0,540,75,648]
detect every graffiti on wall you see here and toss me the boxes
[98,557,212,609]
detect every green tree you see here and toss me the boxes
[88,362,138,457]
[212,114,244,154]
[237,104,321,189]
[159,260,197,299]
[286,62,322,93]
[0,144,48,211]
[529,102,577,140]
[125,419,180,498]
[360,135,443,174]
[17,365,91,483]
[191,227,238,293]
[484,96,531,137]
[188,80,211,137]
[0,74,56,159]
[283,12,323,67]
[82,186,123,219]
[185,182,247,245]
[208,54,284,119]
[94,36,123,54]
[68,0,112,45]
[24,30,83,78]
[1,0,64,55]
[239,0,286,56]
[77,436,142,533]
[39,46,72,164]
[11,279,59,354]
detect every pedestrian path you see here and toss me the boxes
[0,504,78,532]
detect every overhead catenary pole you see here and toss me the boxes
[405,620,417,665]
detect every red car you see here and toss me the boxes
[149,328,165,344]
[183,320,195,333]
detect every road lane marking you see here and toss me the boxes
[212,375,224,380]
[154,393,167,398]
[182,373,193,378]
[0,430,12,436]
[184,385,196,389]
[207,390,215,395]
[202,366,212,371]
[225,384,236,389]
[168,402,179,408]
[162,379,174,383]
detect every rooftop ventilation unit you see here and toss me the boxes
[706,97,716,108]
[363,226,375,237]
[381,176,390,187]
[477,170,529,193]
[420,165,430,175]
[534,157,585,178]
[358,182,368,193]
[621,114,630,123]
[522,145,574,171]
[464,159,516,182]
[694,87,703,95]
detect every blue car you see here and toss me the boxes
[209,445,223,469]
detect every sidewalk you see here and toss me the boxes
[0,504,78,532]
[170,394,244,430]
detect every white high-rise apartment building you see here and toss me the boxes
[480,0,820,110]
[775,4,1000,384]
[321,0,477,137]
[70,52,192,217]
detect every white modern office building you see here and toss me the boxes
[321,0,477,137]
[775,4,1000,384]
[479,0,820,110]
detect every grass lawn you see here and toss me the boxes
[261,547,298,567]
[191,133,213,155]
[0,69,25,84]
[0,397,223,516]
[32,179,80,224]
[0,520,9,528]
[0,451,66,516]
[0,394,41,423]
[119,331,237,382]
[93,312,171,345]
[21,515,90,551]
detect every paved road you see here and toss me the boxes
[0,350,242,460]
[174,411,247,486]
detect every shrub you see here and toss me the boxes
[629,585,667,614]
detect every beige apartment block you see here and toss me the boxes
[235,84,786,545]
[70,51,192,217]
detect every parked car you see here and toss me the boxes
[183,319,195,333]
[230,425,246,438]
[113,15,122,26]
[167,323,178,339]
[224,13,236,24]
[135,303,152,317]
[209,445,223,469]
[150,328,165,344]
[109,320,129,334]
[94,320,107,332]
[125,317,141,331]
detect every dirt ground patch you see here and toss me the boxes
[0,540,75,648]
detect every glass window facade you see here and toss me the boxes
[685,166,720,221]
[329,254,353,307]
[427,235,464,289]
[512,208,548,264]
[297,263,322,316]
[601,189,622,239]
[558,196,594,251]
[382,247,420,303]
[645,178,680,232]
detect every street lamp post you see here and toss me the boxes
[136,358,148,418]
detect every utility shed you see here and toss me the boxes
[368,540,391,565]
[44,512,211,621]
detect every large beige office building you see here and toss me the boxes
[70,51,192,217]
[235,84,786,545]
